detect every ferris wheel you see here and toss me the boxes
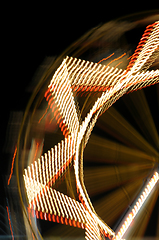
[17,14,159,240]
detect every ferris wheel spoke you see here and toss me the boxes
[97,106,158,157]
[93,179,144,227]
[84,163,154,197]
[122,89,159,150]
[84,134,157,164]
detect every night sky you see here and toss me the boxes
[5,6,159,111]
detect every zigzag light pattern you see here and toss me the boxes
[23,21,159,240]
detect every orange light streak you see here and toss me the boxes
[6,206,14,240]
[8,146,17,185]
[105,53,126,67]
[97,53,115,64]
[114,61,123,68]
[49,115,55,124]
[33,142,40,162]
[38,105,49,123]
[27,207,35,240]
[127,21,159,72]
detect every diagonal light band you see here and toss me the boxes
[114,171,159,240]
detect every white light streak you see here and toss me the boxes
[114,172,159,240]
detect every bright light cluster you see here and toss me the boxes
[23,132,78,189]
[24,173,86,228]
[23,21,159,240]
[127,21,159,72]
[46,62,79,137]
[46,56,159,96]
[114,172,159,240]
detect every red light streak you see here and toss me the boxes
[6,206,14,240]
[97,53,115,64]
[114,61,123,68]
[105,53,126,67]
[8,146,17,185]
[27,207,35,240]
[38,105,49,123]
[33,142,40,162]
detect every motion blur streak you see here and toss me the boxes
[105,53,126,67]
[6,206,14,240]
[126,21,159,72]
[93,179,144,226]
[84,163,154,196]
[122,89,159,150]
[84,134,157,164]
[38,105,49,124]
[8,146,17,185]
[114,172,159,240]
[126,187,158,239]
[97,53,115,64]
[96,107,158,156]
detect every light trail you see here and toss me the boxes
[105,53,126,67]
[38,105,49,123]
[96,106,159,156]
[127,21,159,72]
[122,89,159,150]
[8,146,17,185]
[97,53,115,64]
[6,206,14,240]
[114,172,159,240]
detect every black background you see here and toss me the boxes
[4,6,159,111]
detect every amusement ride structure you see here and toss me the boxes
[22,21,159,239]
